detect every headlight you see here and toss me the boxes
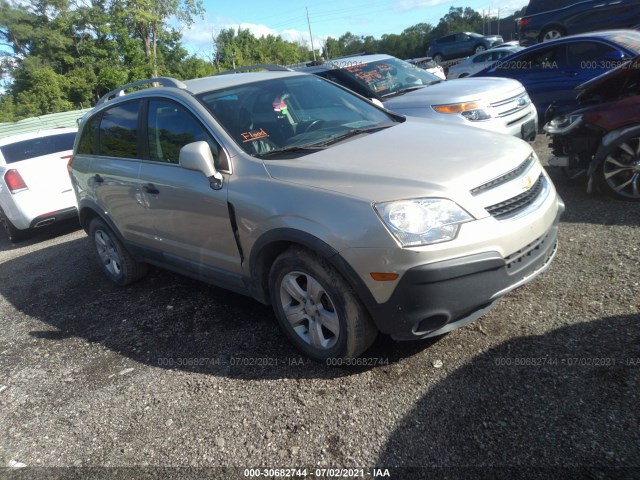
[544,114,583,135]
[374,198,474,247]
[432,101,492,121]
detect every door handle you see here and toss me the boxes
[143,183,159,194]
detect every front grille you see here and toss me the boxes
[486,174,544,219]
[490,92,531,118]
[471,155,535,196]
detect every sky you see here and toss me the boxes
[180,0,529,57]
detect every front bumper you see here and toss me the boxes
[361,208,562,340]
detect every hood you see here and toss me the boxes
[383,77,525,111]
[484,36,503,42]
[576,56,640,104]
[263,118,533,204]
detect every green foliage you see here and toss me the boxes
[0,1,523,121]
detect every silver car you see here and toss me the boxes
[298,54,538,140]
[70,72,563,361]
[447,46,524,79]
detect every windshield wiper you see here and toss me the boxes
[382,85,425,98]
[315,124,395,147]
[254,144,327,158]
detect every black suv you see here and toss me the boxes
[426,32,503,63]
[517,0,640,46]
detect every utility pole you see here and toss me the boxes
[497,8,500,36]
[306,7,317,62]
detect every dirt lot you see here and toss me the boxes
[0,136,638,479]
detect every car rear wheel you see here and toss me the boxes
[0,210,28,243]
[597,134,640,201]
[540,27,565,42]
[269,246,378,362]
[89,217,148,285]
[433,54,443,64]
[474,45,486,54]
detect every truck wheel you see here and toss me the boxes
[89,218,148,285]
[269,246,378,362]
[596,132,640,201]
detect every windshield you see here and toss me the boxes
[197,75,398,157]
[336,57,442,98]
[0,132,76,164]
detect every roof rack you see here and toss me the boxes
[216,64,292,75]
[96,77,187,106]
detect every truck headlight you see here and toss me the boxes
[374,198,474,246]
[433,101,492,121]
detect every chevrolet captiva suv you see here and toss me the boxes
[69,70,564,361]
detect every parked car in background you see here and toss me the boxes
[545,55,640,201]
[517,0,640,46]
[0,128,78,242]
[295,54,538,140]
[447,46,524,79]
[427,32,504,63]
[405,57,446,79]
[473,30,640,122]
[70,72,563,361]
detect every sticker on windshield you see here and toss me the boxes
[241,128,269,143]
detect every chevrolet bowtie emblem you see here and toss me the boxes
[522,175,534,191]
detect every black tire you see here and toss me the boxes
[0,210,28,243]
[89,217,148,285]
[539,26,565,42]
[269,246,378,362]
[595,132,640,201]
[473,44,486,54]
[432,54,443,64]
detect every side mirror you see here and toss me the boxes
[179,141,225,190]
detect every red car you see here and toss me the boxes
[545,56,640,201]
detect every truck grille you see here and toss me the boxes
[485,174,544,219]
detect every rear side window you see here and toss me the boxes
[0,132,76,164]
[99,101,140,158]
[76,115,100,155]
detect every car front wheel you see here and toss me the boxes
[269,247,378,362]
[89,217,148,285]
[474,45,486,54]
[597,133,640,201]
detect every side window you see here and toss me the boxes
[473,52,490,63]
[517,45,567,69]
[99,101,140,158]
[439,35,456,44]
[77,115,100,155]
[147,100,224,170]
[567,42,619,66]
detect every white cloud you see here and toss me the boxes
[181,18,326,57]
[394,0,452,11]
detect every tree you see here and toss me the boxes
[111,0,204,77]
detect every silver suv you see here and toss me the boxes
[70,72,563,361]
[296,54,538,141]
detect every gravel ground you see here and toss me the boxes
[0,136,638,479]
